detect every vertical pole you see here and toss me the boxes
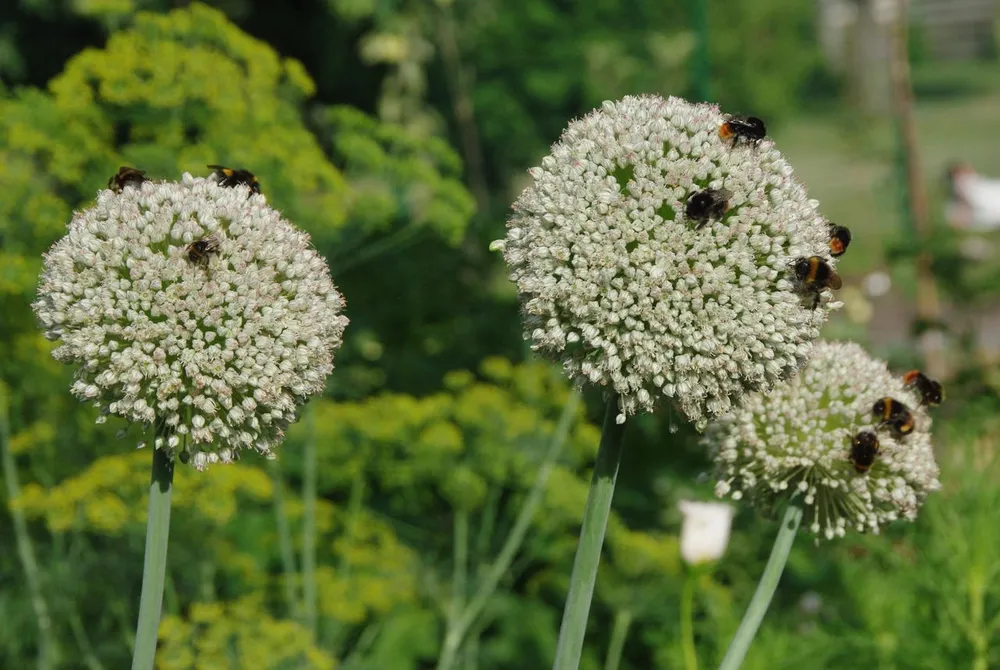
[888,0,948,380]
[690,0,711,102]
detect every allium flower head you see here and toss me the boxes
[706,341,941,539]
[490,95,839,426]
[34,173,349,469]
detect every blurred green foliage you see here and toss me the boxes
[3,1,1000,669]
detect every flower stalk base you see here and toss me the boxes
[131,442,175,670]
[717,504,802,670]
[552,395,627,670]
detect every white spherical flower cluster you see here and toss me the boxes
[491,94,839,427]
[34,173,349,469]
[706,341,941,539]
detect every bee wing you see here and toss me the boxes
[828,271,843,290]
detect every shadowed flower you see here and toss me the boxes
[490,94,839,426]
[707,341,941,539]
[33,173,348,468]
[678,499,734,565]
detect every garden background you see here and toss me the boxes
[4,0,1000,668]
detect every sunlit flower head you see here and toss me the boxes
[490,94,840,426]
[678,499,734,565]
[706,341,941,539]
[34,173,349,468]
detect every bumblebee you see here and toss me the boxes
[793,256,842,307]
[719,115,767,147]
[207,165,261,194]
[185,236,221,267]
[108,166,147,193]
[828,224,852,257]
[850,430,880,473]
[902,369,944,407]
[685,188,732,228]
[872,397,915,437]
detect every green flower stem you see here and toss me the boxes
[302,407,318,637]
[718,505,802,670]
[681,572,698,670]
[1,387,58,670]
[969,567,988,670]
[131,432,175,670]
[450,510,470,626]
[552,394,627,670]
[267,458,302,621]
[435,390,581,670]
[602,609,633,670]
[67,607,105,670]
[326,471,366,651]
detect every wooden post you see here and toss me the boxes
[888,0,949,379]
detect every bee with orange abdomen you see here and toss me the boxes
[793,256,842,307]
[185,235,221,267]
[872,397,915,437]
[828,224,851,257]
[850,430,880,473]
[902,369,944,407]
[208,165,261,194]
[686,188,732,228]
[108,166,147,193]
[719,115,767,147]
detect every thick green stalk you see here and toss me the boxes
[1,388,58,669]
[130,432,175,670]
[717,505,802,670]
[552,395,627,670]
[435,390,581,670]
[681,573,698,670]
[602,610,633,670]
[267,458,302,621]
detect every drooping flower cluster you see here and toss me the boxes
[706,341,941,539]
[491,94,839,427]
[34,173,349,468]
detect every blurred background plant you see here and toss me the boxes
[3,0,1000,667]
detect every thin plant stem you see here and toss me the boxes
[552,395,627,670]
[67,607,105,670]
[969,567,988,670]
[717,505,802,670]
[0,387,58,670]
[474,485,500,568]
[334,225,423,275]
[302,407,318,637]
[326,471,366,651]
[131,430,175,670]
[681,573,698,670]
[449,510,470,627]
[435,390,581,670]
[603,609,633,670]
[341,621,383,669]
[267,458,302,622]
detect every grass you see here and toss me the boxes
[772,76,1000,277]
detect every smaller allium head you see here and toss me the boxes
[34,172,349,469]
[706,341,941,540]
[490,94,840,426]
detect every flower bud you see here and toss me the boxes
[678,500,734,565]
